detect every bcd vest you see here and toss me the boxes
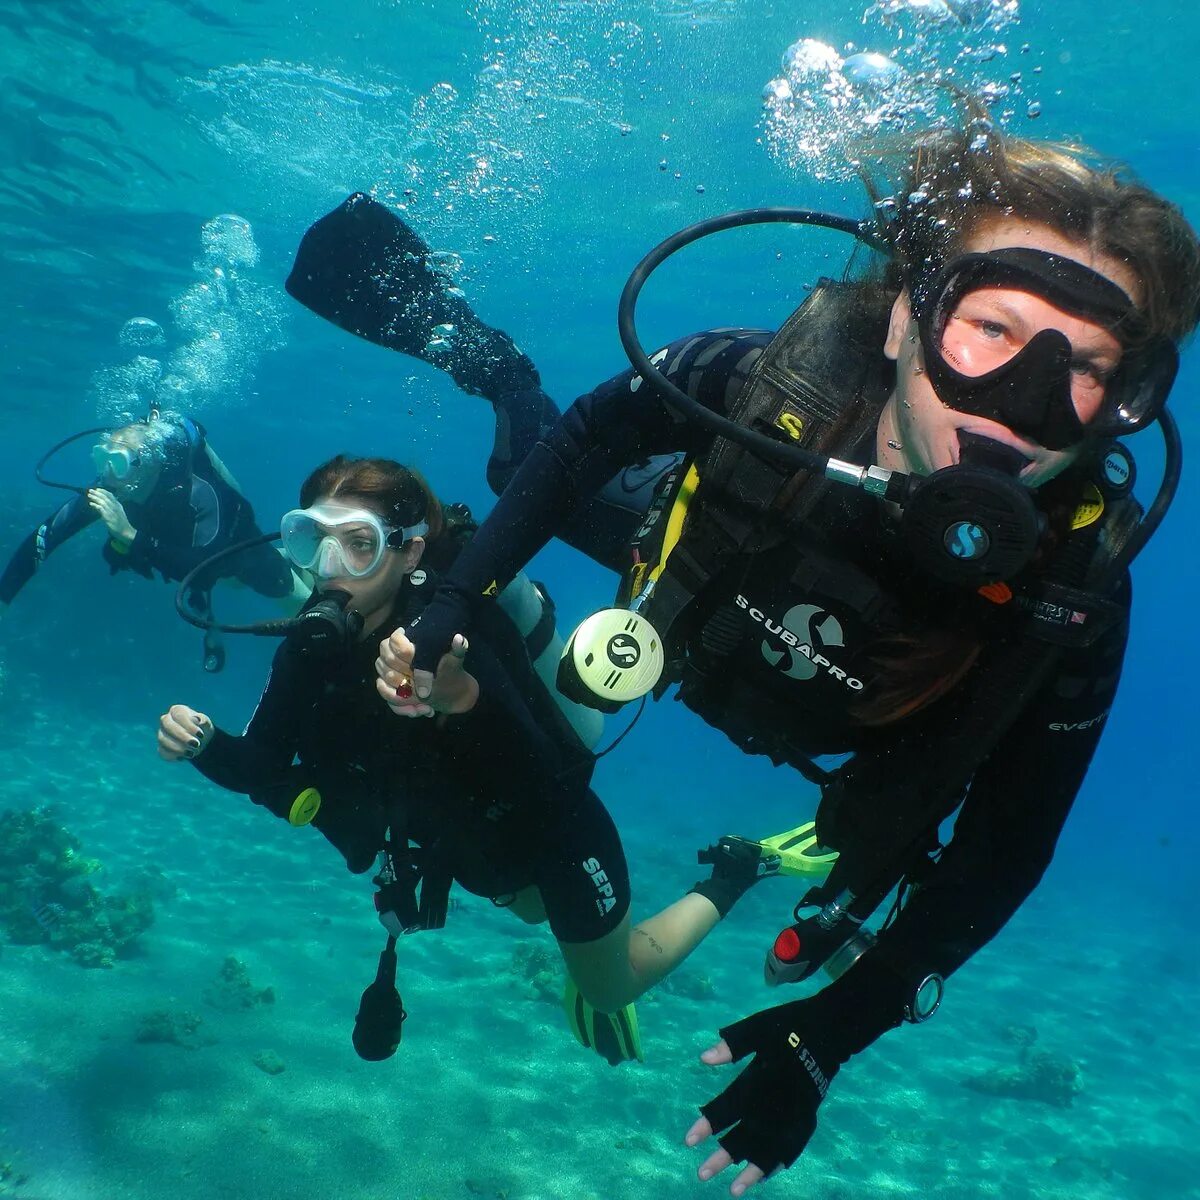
[618,281,1141,917]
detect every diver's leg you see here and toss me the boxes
[558,897,721,1015]
[535,788,723,1014]
[287,193,669,572]
[504,885,549,925]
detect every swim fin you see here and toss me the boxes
[563,978,643,1066]
[702,821,839,879]
[285,192,541,401]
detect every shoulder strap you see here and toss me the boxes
[639,283,893,659]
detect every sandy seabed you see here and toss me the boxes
[1,708,1197,1200]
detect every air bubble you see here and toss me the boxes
[842,52,903,88]
[119,317,166,349]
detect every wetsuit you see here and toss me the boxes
[192,552,631,945]
[407,327,1129,983]
[0,418,294,606]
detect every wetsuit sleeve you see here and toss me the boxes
[0,493,98,605]
[408,329,772,670]
[871,577,1131,986]
[192,644,310,793]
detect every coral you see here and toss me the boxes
[657,970,716,1001]
[0,807,155,968]
[1000,1022,1039,1050]
[510,940,561,1005]
[464,1179,511,1199]
[203,956,276,1011]
[252,1050,286,1076]
[135,1008,213,1049]
[962,1041,1083,1108]
[1050,1150,1114,1183]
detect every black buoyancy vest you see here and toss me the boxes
[627,280,1141,917]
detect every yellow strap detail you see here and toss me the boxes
[645,464,701,590]
[1071,483,1105,531]
[775,410,805,442]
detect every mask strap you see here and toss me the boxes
[387,520,429,548]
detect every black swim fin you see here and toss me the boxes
[285,193,541,401]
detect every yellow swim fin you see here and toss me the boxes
[562,978,643,1066]
[724,821,838,878]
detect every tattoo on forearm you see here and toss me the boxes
[634,927,664,954]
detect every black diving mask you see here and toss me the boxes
[175,533,363,657]
[911,248,1179,450]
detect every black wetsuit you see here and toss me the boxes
[192,557,631,945]
[408,328,1129,986]
[0,418,293,606]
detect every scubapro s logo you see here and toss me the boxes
[736,597,862,689]
[944,521,989,560]
[606,634,641,668]
[762,603,843,681]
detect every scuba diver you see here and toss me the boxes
[156,454,779,1067]
[353,121,1200,1191]
[0,413,308,671]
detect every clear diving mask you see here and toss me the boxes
[280,503,429,580]
[91,442,142,481]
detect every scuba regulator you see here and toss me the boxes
[174,532,362,658]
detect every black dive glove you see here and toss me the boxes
[407,583,476,676]
[699,954,909,1176]
[690,837,777,918]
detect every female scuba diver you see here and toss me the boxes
[0,413,307,671]
[156,454,763,1066]
[362,121,1200,1191]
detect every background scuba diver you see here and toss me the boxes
[0,413,308,671]
[364,124,1200,1193]
[157,454,763,1065]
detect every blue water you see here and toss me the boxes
[1,2,1198,1197]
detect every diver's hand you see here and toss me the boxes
[158,705,214,761]
[405,585,475,695]
[376,626,478,717]
[685,1000,843,1193]
[87,488,136,544]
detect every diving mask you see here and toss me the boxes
[91,442,141,481]
[280,503,429,580]
[912,247,1179,450]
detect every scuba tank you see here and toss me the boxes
[497,571,605,748]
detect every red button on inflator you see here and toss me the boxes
[773,927,802,962]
